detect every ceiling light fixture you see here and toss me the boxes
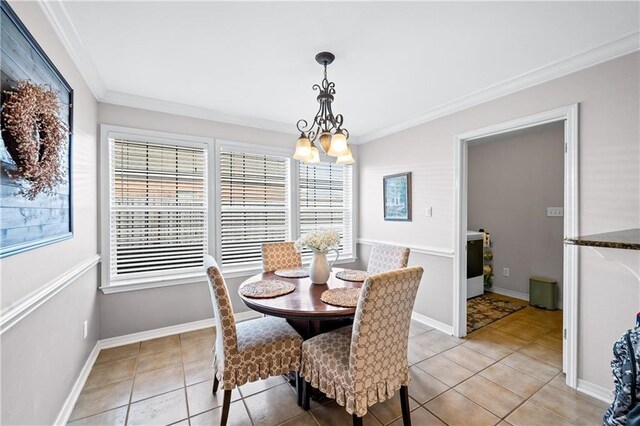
[293,52,353,164]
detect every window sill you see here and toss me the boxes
[100,272,207,294]
[100,256,359,294]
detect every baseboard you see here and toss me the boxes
[489,287,563,309]
[54,342,101,425]
[56,310,263,424]
[489,287,530,301]
[100,310,263,349]
[411,311,454,335]
[577,379,613,403]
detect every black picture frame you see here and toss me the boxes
[383,172,412,221]
[0,0,74,258]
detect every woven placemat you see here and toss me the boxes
[335,269,369,282]
[274,267,309,278]
[321,287,361,308]
[240,280,296,299]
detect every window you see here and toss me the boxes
[299,161,354,258]
[103,128,210,287]
[101,128,356,291]
[218,147,290,268]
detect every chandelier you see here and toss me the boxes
[293,52,354,165]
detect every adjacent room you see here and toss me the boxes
[1,1,639,425]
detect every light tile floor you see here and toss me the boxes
[68,300,609,425]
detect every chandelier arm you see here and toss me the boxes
[323,103,340,131]
[333,113,344,130]
[296,119,311,134]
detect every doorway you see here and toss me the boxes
[453,105,579,388]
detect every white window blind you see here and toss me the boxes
[219,148,289,267]
[299,161,353,258]
[109,139,208,283]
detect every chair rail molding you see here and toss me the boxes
[0,254,101,335]
[358,238,454,259]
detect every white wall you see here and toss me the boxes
[358,52,640,390]
[97,103,359,338]
[468,122,565,303]
[0,2,99,424]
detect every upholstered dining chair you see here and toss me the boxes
[204,255,303,425]
[367,244,410,275]
[300,266,424,426]
[261,241,303,272]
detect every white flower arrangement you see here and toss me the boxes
[295,229,340,252]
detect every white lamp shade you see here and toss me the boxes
[327,131,349,157]
[336,146,355,164]
[293,136,312,160]
[304,146,320,164]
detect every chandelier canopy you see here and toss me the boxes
[293,52,354,165]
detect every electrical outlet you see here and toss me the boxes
[83,320,88,340]
[547,207,564,217]
[425,207,433,217]
[502,267,510,277]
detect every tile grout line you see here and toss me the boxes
[411,309,564,425]
[178,334,192,424]
[123,343,140,426]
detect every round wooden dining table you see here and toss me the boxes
[239,267,363,340]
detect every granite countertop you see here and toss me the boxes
[564,228,640,250]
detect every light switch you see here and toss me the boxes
[547,207,564,217]
[425,207,433,217]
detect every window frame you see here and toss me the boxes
[297,156,356,261]
[214,140,295,277]
[99,125,215,293]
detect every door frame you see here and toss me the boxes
[453,104,579,388]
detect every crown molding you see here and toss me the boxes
[358,32,640,144]
[38,0,107,99]
[38,0,638,143]
[101,91,298,136]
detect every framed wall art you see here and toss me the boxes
[383,172,411,221]
[0,0,74,258]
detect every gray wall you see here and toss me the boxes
[358,52,640,390]
[468,122,564,303]
[0,1,99,424]
[97,103,360,338]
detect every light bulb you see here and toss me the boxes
[293,135,311,160]
[327,130,349,157]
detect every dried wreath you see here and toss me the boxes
[2,81,69,200]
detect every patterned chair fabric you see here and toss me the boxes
[204,255,303,390]
[300,266,424,417]
[261,242,303,272]
[366,244,410,275]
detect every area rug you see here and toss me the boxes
[467,294,526,333]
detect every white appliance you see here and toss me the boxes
[467,231,484,299]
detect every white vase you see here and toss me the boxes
[309,248,340,284]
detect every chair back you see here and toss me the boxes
[261,242,302,272]
[349,266,424,391]
[367,244,410,274]
[204,255,237,360]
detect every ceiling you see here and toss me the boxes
[52,1,639,141]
